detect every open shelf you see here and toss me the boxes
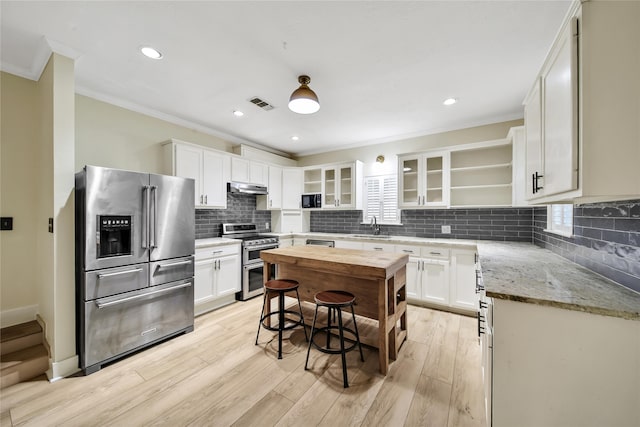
[450,162,512,172]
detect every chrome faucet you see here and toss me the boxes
[370,216,381,235]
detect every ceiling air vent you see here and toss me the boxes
[249,97,275,111]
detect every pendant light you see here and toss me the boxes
[288,75,320,114]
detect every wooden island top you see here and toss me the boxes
[261,246,409,375]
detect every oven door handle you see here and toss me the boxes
[95,282,192,309]
[243,244,279,252]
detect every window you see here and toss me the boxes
[546,204,573,236]
[363,174,400,224]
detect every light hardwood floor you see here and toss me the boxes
[0,298,486,427]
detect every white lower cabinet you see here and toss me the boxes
[362,242,395,252]
[397,244,451,307]
[490,298,640,427]
[194,243,240,315]
[335,240,363,250]
[421,259,450,306]
[396,244,478,314]
[450,249,478,311]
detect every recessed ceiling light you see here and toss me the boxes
[291,136,300,141]
[140,46,163,59]
[233,110,244,117]
[443,98,457,106]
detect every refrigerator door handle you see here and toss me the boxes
[150,185,158,248]
[142,185,150,249]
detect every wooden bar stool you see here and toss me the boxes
[305,290,364,388]
[255,279,308,359]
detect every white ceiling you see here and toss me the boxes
[0,1,571,157]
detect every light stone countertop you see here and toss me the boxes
[477,241,640,321]
[195,237,241,249]
[267,232,478,250]
[198,233,640,320]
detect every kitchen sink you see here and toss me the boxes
[350,234,391,239]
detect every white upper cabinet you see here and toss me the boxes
[282,168,303,210]
[166,140,230,209]
[541,16,579,197]
[524,17,578,201]
[267,165,282,209]
[231,157,268,186]
[509,126,529,206]
[398,152,450,208]
[202,150,231,208]
[321,162,363,209]
[523,1,640,203]
[257,165,282,210]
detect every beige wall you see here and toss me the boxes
[75,95,234,174]
[50,54,76,369]
[0,72,40,320]
[296,119,523,177]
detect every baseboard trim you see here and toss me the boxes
[0,305,39,328]
[47,355,80,382]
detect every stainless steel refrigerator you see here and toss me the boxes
[75,165,195,374]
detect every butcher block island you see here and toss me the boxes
[261,245,409,375]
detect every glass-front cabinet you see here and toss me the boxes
[322,163,356,208]
[398,152,449,208]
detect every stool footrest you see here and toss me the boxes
[260,310,305,332]
[310,326,360,355]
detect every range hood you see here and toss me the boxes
[227,181,268,195]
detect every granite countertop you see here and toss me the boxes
[477,241,640,321]
[195,237,241,249]
[197,232,639,320]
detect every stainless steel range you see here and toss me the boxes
[222,223,278,300]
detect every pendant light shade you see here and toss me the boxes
[288,75,320,114]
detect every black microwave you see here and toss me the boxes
[301,193,322,208]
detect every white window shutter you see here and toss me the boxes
[364,175,399,224]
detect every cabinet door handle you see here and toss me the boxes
[200,195,203,204]
[429,251,441,255]
[533,171,544,194]
[402,249,414,253]
[373,247,383,251]
[212,250,223,255]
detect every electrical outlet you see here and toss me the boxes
[265,222,270,229]
[441,225,451,234]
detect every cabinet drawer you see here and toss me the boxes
[396,245,421,256]
[362,242,395,252]
[420,246,450,260]
[196,244,240,260]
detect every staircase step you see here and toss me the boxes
[1,344,49,389]
[1,321,43,356]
